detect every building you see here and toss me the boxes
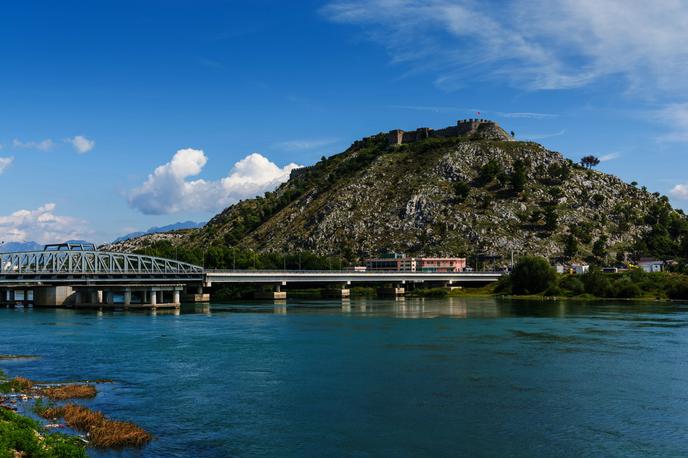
[365,253,467,272]
[638,258,664,273]
[572,263,589,275]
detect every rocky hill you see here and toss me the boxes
[108,120,686,262]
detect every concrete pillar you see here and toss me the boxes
[150,290,157,306]
[105,291,113,305]
[124,291,131,306]
[97,290,103,304]
[157,291,164,304]
[173,290,181,305]
[74,291,81,305]
[196,285,203,295]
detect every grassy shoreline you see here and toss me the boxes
[0,362,151,456]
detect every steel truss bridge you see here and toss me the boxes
[0,250,502,286]
[0,250,205,284]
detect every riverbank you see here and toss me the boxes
[0,358,151,456]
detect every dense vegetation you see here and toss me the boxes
[498,257,688,300]
[135,240,349,270]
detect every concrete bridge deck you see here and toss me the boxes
[1,250,504,306]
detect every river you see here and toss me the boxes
[1,298,687,457]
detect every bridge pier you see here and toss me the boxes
[378,281,405,297]
[182,285,210,303]
[324,282,351,299]
[255,282,287,300]
[34,286,75,307]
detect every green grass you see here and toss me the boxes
[0,408,87,458]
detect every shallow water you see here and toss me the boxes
[1,298,688,457]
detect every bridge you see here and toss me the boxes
[1,249,503,308]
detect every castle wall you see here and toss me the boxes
[387,119,501,145]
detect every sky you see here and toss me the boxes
[2,0,688,244]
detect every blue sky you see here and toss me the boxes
[2,0,688,244]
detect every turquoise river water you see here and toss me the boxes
[1,298,687,457]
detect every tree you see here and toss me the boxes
[454,181,470,202]
[592,236,608,260]
[564,234,578,259]
[543,203,558,231]
[509,256,557,295]
[510,159,527,193]
[477,159,501,186]
[581,155,600,169]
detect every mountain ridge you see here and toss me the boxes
[106,121,687,264]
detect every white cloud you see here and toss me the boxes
[275,138,339,151]
[670,184,688,200]
[599,152,621,162]
[67,135,95,154]
[0,157,13,175]
[128,148,302,215]
[0,203,92,244]
[12,138,55,151]
[653,103,688,142]
[323,0,688,93]
[520,130,566,140]
[497,112,558,120]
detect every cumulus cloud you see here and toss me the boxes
[12,138,54,151]
[670,184,688,200]
[323,0,688,93]
[0,203,92,244]
[67,135,95,154]
[0,157,13,175]
[128,148,301,215]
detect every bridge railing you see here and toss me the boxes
[204,269,505,275]
[0,251,204,276]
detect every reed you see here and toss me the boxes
[40,403,151,448]
[40,384,97,400]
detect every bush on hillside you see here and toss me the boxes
[510,256,557,295]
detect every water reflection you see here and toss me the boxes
[201,296,688,320]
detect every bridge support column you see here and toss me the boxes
[173,290,181,305]
[149,290,157,307]
[124,291,131,307]
[182,285,210,303]
[255,283,287,300]
[325,282,350,298]
[34,286,74,307]
[378,283,405,297]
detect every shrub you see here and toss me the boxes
[612,277,642,298]
[559,275,585,295]
[510,256,557,295]
[581,268,613,297]
[668,278,688,299]
[415,287,449,297]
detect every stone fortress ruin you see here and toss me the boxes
[387,119,512,145]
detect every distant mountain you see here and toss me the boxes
[113,221,205,243]
[0,241,43,252]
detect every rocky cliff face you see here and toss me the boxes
[109,127,677,261]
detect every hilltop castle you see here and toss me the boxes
[387,119,512,145]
